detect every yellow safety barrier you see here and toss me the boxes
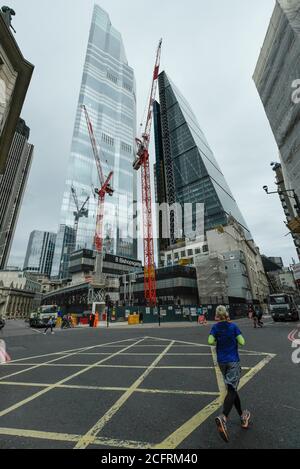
[71,315,77,327]
[128,314,140,325]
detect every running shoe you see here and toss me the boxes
[241,410,251,429]
[215,415,229,442]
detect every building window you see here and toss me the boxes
[203,245,209,253]
[102,133,114,146]
[195,248,201,254]
[174,252,179,259]
[181,251,186,258]
[188,249,193,256]
[123,81,132,93]
[121,142,132,154]
[107,71,118,84]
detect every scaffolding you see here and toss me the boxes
[195,252,229,305]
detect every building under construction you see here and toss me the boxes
[43,250,142,313]
[120,265,198,307]
[195,252,229,305]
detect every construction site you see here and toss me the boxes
[33,40,246,324]
[39,40,165,322]
[21,36,299,324]
[2,18,299,325]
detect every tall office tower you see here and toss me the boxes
[154,71,251,257]
[253,0,300,200]
[0,118,34,269]
[54,5,137,278]
[23,231,56,277]
[50,225,75,279]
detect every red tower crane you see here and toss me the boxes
[82,105,114,264]
[133,39,162,306]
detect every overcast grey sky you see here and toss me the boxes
[7,0,298,267]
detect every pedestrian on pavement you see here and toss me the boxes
[252,308,258,329]
[89,313,95,328]
[248,304,258,328]
[208,305,251,443]
[198,310,207,325]
[44,316,55,335]
[256,307,264,328]
[67,314,73,328]
[61,314,67,329]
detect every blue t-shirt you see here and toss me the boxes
[210,322,242,364]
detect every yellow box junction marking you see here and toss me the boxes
[155,353,275,449]
[0,338,145,419]
[0,335,276,449]
[74,341,175,449]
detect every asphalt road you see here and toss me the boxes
[0,318,299,449]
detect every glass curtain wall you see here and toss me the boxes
[55,5,137,277]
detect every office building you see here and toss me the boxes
[154,71,251,265]
[50,225,75,279]
[23,230,56,277]
[55,5,137,278]
[0,118,34,269]
[206,219,270,308]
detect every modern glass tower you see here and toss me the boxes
[154,71,251,252]
[53,5,137,278]
[24,231,56,277]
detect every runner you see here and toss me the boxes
[208,305,251,443]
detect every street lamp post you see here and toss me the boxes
[263,185,300,217]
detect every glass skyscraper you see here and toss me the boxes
[154,71,251,252]
[24,230,56,277]
[52,5,137,278]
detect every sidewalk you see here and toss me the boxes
[95,321,208,329]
